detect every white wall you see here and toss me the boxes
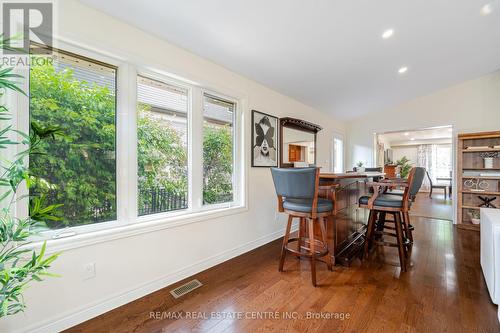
[392,146,418,166]
[1,1,346,332]
[347,70,500,169]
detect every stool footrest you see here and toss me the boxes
[285,237,329,258]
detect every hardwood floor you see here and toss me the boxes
[410,192,453,221]
[67,215,498,333]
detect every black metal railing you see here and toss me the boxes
[37,188,232,223]
[138,187,188,216]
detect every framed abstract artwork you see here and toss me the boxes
[251,110,279,167]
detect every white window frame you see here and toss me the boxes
[17,39,246,245]
[200,89,241,210]
[135,69,193,217]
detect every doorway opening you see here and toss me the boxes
[375,126,453,221]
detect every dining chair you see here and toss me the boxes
[270,167,335,286]
[359,167,425,272]
[427,171,449,199]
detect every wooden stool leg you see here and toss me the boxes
[394,212,407,272]
[376,211,386,240]
[298,217,306,254]
[403,211,413,258]
[319,217,333,271]
[279,215,293,272]
[308,218,317,287]
[364,210,377,259]
[328,215,336,266]
[403,212,413,243]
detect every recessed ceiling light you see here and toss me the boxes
[410,138,416,141]
[404,132,410,136]
[398,66,408,74]
[481,3,493,16]
[382,29,394,39]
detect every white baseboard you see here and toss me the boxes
[22,225,296,333]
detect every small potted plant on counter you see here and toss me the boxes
[469,210,481,225]
[355,161,365,172]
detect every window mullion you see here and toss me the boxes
[8,67,30,219]
[190,87,204,210]
[117,64,138,223]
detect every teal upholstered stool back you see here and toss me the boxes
[270,167,317,199]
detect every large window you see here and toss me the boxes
[25,45,243,234]
[137,75,188,215]
[203,94,235,205]
[333,135,344,173]
[29,50,117,228]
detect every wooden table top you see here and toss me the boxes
[320,171,385,179]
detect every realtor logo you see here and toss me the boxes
[2,1,53,54]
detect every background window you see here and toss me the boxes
[137,75,188,216]
[29,50,117,228]
[203,94,235,205]
[333,136,344,173]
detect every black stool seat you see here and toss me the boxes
[283,198,333,213]
[359,194,407,208]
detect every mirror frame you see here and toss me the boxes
[279,117,323,168]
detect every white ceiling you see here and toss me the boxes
[79,0,500,120]
[379,127,452,145]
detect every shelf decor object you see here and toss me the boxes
[480,151,499,169]
[469,210,480,225]
[479,196,497,208]
[458,131,500,230]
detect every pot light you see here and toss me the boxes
[398,66,408,74]
[404,132,410,136]
[481,3,493,15]
[382,29,394,39]
[410,138,416,141]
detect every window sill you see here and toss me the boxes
[28,205,248,253]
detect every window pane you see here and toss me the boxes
[203,94,234,205]
[434,145,452,179]
[29,50,117,229]
[334,137,343,173]
[137,75,188,215]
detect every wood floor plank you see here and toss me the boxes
[66,215,499,333]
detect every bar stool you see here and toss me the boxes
[271,167,335,287]
[379,168,425,246]
[359,167,425,271]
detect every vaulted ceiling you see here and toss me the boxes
[79,0,500,119]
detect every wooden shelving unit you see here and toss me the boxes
[462,148,500,153]
[461,190,500,195]
[457,131,500,231]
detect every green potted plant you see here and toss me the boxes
[396,156,412,179]
[355,161,365,173]
[0,47,62,316]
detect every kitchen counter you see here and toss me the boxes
[318,172,384,265]
[320,171,385,180]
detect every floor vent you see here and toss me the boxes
[170,279,203,299]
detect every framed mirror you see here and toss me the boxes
[279,117,322,168]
